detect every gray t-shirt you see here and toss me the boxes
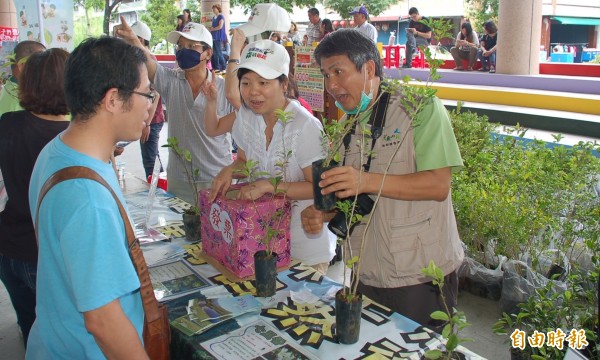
[154,66,233,183]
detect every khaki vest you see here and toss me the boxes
[344,93,464,288]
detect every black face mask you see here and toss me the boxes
[176,48,204,70]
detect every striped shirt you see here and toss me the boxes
[154,66,233,184]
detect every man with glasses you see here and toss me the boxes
[27,36,150,358]
[403,7,432,69]
[117,18,233,205]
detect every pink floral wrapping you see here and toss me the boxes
[199,186,291,278]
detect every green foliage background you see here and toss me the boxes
[142,0,180,48]
[465,0,498,33]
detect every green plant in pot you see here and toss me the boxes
[312,115,356,211]
[493,267,599,360]
[162,137,201,241]
[421,260,472,360]
[234,109,293,297]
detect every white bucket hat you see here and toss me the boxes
[236,40,290,79]
[131,21,151,42]
[167,22,212,47]
[236,4,291,38]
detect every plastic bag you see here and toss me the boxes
[500,259,567,315]
[458,255,506,300]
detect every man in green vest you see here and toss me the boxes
[0,41,46,117]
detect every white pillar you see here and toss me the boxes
[497,0,543,75]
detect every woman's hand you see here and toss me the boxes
[230,29,246,56]
[210,166,234,202]
[237,179,274,200]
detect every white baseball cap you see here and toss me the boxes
[236,40,290,79]
[167,22,212,47]
[131,21,151,42]
[236,4,291,38]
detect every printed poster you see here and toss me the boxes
[14,0,74,51]
[294,67,324,112]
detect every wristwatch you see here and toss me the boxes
[228,59,239,64]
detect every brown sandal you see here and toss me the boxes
[453,67,464,71]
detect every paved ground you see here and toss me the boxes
[0,124,508,359]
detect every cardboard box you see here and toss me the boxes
[199,185,291,278]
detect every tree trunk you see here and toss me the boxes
[103,0,122,35]
[85,8,91,36]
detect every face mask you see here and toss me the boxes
[335,70,373,115]
[176,48,204,70]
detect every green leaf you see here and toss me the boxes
[430,311,450,321]
[446,334,458,351]
[424,349,442,359]
[442,323,452,338]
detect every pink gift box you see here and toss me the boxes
[199,185,291,278]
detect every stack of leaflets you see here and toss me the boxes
[170,295,262,336]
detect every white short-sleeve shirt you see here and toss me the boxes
[232,100,336,265]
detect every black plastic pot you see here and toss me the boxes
[182,213,201,242]
[254,250,277,297]
[312,159,338,211]
[335,289,362,344]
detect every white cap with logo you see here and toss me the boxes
[131,21,152,42]
[236,4,291,38]
[236,40,290,79]
[167,22,213,47]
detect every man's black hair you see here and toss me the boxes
[409,7,419,15]
[64,36,147,121]
[314,29,382,78]
[308,8,319,16]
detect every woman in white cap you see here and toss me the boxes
[206,31,336,274]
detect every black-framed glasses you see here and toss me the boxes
[128,90,156,103]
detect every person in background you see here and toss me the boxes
[27,37,148,359]
[450,21,479,71]
[130,21,165,179]
[350,5,377,43]
[116,18,233,205]
[306,8,322,45]
[0,40,46,117]
[206,33,336,274]
[303,29,464,331]
[270,32,283,44]
[175,14,184,32]
[182,8,192,26]
[208,4,227,72]
[320,18,334,38]
[0,48,70,348]
[402,7,431,69]
[478,20,498,73]
[285,21,301,45]
[302,34,309,46]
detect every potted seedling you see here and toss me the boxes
[235,109,293,297]
[312,116,357,211]
[162,137,201,241]
[421,260,472,360]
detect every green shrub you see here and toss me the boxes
[450,107,600,266]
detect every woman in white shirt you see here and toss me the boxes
[204,33,336,274]
[450,22,479,71]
